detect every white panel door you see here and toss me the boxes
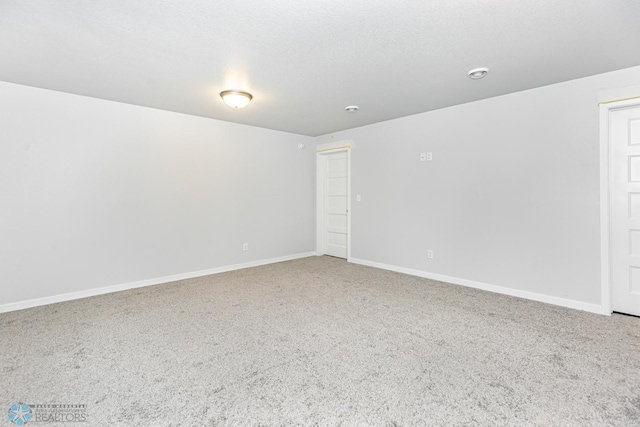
[611,106,640,316]
[323,151,348,258]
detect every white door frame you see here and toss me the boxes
[600,97,640,315]
[316,147,351,260]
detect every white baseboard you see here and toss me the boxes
[349,258,607,315]
[0,252,316,314]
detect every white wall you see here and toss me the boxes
[0,81,315,307]
[316,66,640,308]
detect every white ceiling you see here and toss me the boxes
[1,1,639,136]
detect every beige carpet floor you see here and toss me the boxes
[2,256,640,426]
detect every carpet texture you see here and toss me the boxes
[1,256,640,426]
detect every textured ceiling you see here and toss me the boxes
[1,0,640,136]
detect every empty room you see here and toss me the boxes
[2,1,640,426]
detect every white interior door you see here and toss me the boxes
[611,105,640,316]
[318,150,349,259]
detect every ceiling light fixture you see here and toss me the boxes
[345,105,359,113]
[467,67,489,80]
[220,90,253,109]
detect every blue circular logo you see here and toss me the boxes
[8,403,32,426]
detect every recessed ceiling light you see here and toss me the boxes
[345,105,359,113]
[220,90,253,109]
[467,67,489,80]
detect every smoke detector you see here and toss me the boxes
[345,105,359,113]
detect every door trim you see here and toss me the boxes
[316,147,351,260]
[600,97,640,316]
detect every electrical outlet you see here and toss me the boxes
[420,152,426,161]
[426,152,433,161]
[357,194,361,202]
[243,243,248,251]
[427,250,434,259]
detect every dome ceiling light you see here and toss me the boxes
[467,67,489,80]
[220,90,253,109]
